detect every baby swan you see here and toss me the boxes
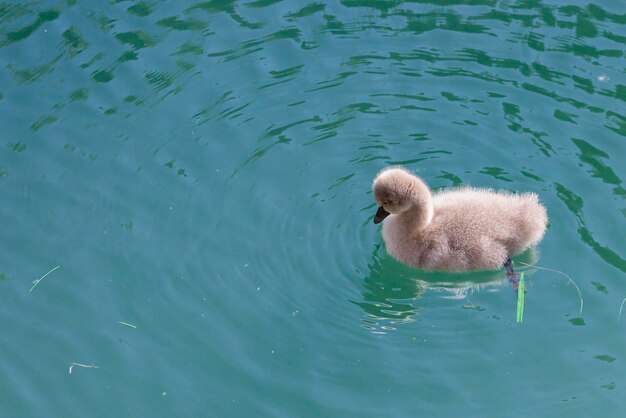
[372,167,548,273]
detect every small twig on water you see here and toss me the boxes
[68,362,99,374]
[118,321,137,329]
[518,262,583,314]
[618,297,626,322]
[30,265,61,292]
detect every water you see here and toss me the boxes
[1,1,625,416]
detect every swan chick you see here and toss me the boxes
[372,166,548,272]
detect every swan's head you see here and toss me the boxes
[372,167,418,224]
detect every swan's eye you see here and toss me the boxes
[382,201,390,205]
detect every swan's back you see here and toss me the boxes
[432,188,546,246]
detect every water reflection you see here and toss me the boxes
[3,9,60,46]
[187,0,264,30]
[555,182,626,273]
[355,247,538,333]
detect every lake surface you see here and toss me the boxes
[1,0,625,416]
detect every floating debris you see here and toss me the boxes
[69,362,99,374]
[30,265,61,292]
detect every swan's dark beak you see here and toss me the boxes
[373,206,390,224]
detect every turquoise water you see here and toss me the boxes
[1,1,625,416]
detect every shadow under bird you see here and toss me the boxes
[372,166,547,280]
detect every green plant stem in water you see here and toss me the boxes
[516,272,525,323]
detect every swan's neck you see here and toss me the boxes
[400,180,433,230]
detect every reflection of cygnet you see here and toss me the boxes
[372,167,548,273]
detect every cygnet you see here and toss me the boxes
[372,166,548,273]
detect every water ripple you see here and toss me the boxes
[2,0,626,415]
[187,0,264,29]
[207,27,301,61]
